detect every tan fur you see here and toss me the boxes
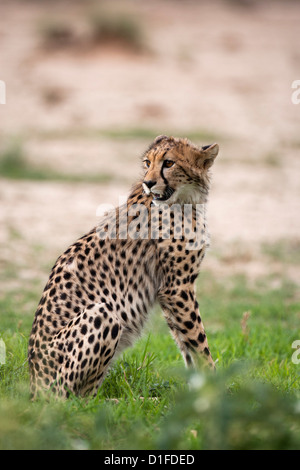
[28,136,219,399]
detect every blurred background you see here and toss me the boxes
[0,0,300,291]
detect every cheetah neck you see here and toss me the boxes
[168,183,208,206]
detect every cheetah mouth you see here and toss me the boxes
[151,186,175,202]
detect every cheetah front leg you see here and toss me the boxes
[158,287,215,370]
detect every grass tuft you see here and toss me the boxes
[0,266,299,449]
[89,9,146,52]
[38,18,76,49]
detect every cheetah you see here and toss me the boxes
[28,135,219,399]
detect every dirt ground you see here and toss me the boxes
[0,0,300,288]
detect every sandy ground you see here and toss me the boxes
[0,0,300,288]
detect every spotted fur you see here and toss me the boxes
[28,136,219,399]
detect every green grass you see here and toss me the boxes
[0,140,114,183]
[261,239,300,265]
[88,9,146,52]
[24,126,224,143]
[37,8,147,53]
[0,268,299,450]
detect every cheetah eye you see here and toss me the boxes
[164,160,174,168]
[144,159,151,169]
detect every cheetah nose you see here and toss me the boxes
[144,180,156,189]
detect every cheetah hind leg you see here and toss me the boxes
[49,303,122,398]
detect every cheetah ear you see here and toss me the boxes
[153,135,169,145]
[201,143,219,169]
[147,135,169,153]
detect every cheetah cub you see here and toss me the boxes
[28,135,219,399]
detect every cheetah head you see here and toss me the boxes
[142,135,219,205]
